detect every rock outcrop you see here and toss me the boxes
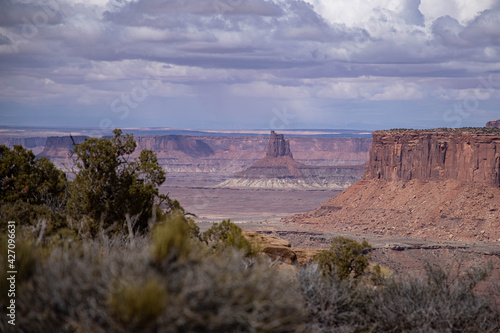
[267,131,293,158]
[367,129,500,187]
[285,128,500,243]
[242,231,322,266]
[219,131,366,190]
[486,119,500,128]
[38,136,88,158]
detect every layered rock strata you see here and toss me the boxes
[219,131,366,190]
[28,134,371,186]
[285,128,500,242]
[367,129,500,187]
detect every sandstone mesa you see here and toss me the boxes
[285,127,500,243]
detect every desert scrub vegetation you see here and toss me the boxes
[298,259,500,333]
[314,236,372,280]
[1,224,499,332]
[1,129,185,241]
[202,219,257,256]
[1,216,306,333]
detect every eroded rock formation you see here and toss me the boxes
[219,131,366,189]
[486,119,500,128]
[367,129,500,187]
[285,128,500,242]
[267,131,293,158]
[10,133,371,186]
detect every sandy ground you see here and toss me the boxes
[161,185,341,223]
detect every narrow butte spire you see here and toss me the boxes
[266,131,293,158]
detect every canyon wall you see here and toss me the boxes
[286,128,500,242]
[15,134,371,186]
[367,129,500,187]
[38,136,89,158]
[0,137,46,155]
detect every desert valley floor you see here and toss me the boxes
[162,185,341,223]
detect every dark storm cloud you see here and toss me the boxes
[0,0,499,129]
[43,0,364,74]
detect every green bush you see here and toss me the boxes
[314,236,371,280]
[109,277,167,329]
[202,219,256,256]
[151,213,199,265]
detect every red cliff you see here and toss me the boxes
[285,128,500,242]
[367,129,500,187]
[267,131,293,158]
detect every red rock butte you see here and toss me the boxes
[219,131,366,189]
[267,131,293,158]
[486,119,500,129]
[285,127,500,242]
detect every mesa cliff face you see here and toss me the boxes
[367,130,500,187]
[38,136,89,158]
[0,137,47,155]
[134,135,214,158]
[285,128,500,242]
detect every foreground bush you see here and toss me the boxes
[2,227,499,333]
[6,229,305,333]
[298,261,500,333]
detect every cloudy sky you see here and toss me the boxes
[0,0,499,131]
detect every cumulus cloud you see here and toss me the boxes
[0,0,499,129]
